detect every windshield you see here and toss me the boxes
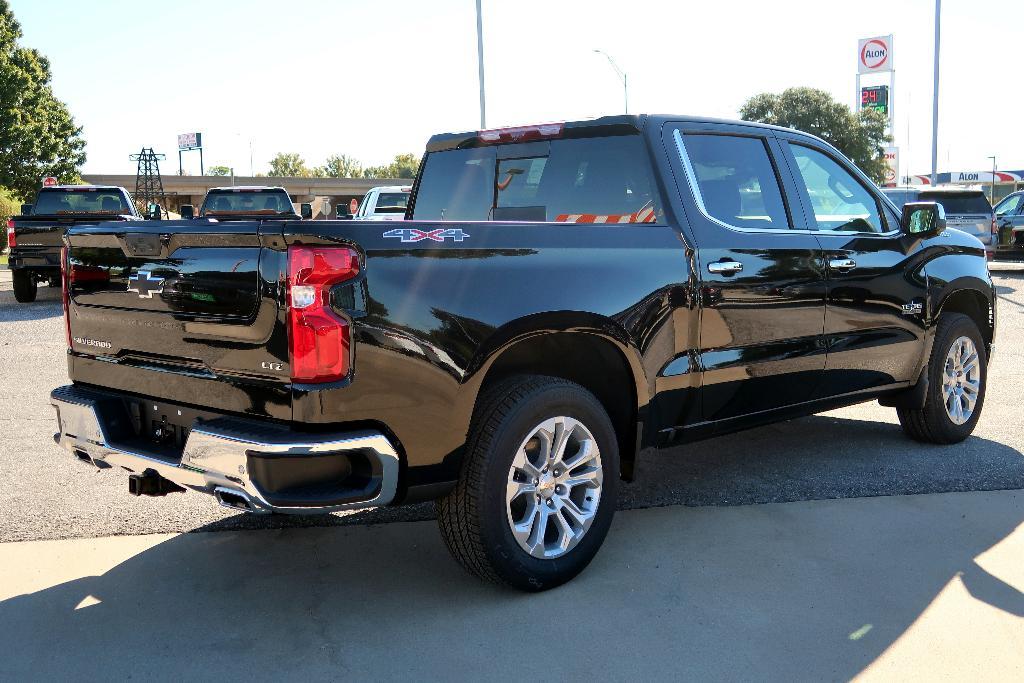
[201,190,294,215]
[373,192,409,214]
[918,192,992,215]
[33,188,132,215]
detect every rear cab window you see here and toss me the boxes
[201,189,295,216]
[373,191,410,214]
[33,188,132,215]
[918,191,992,215]
[411,133,663,223]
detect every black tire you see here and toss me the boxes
[12,270,37,303]
[436,375,619,591]
[898,313,987,444]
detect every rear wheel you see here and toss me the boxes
[12,270,37,303]
[898,313,987,444]
[437,376,618,591]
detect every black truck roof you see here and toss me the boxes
[425,114,811,152]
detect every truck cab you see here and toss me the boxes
[7,185,141,303]
[186,186,301,221]
[352,185,411,221]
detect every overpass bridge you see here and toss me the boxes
[82,174,410,216]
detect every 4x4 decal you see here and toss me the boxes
[383,228,470,243]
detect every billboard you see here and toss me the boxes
[177,132,202,150]
[858,35,893,74]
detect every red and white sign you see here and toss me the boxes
[882,147,899,186]
[349,198,359,214]
[41,176,58,187]
[858,35,893,74]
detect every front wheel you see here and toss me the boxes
[12,270,38,303]
[437,376,618,591]
[898,313,987,444]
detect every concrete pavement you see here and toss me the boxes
[1,490,1022,681]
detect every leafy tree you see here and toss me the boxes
[739,87,890,183]
[1,185,18,251]
[363,153,420,179]
[320,154,363,178]
[208,165,231,176]
[267,152,309,177]
[0,1,86,200]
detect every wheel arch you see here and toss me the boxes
[935,281,995,357]
[464,313,650,480]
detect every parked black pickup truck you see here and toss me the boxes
[8,185,141,302]
[51,116,995,590]
[181,186,302,221]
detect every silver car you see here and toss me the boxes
[883,186,995,255]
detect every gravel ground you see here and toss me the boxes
[1,264,1022,542]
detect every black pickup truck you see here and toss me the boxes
[51,115,995,590]
[7,185,142,302]
[181,186,302,221]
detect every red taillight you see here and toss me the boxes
[478,122,564,144]
[61,246,71,348]
[287,245,360,383]
[5,218,14,248]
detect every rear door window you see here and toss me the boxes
[918,192,992,215]
[412,135,661,223]
[676,133,791,229]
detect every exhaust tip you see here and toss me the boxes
[214,487,255,512]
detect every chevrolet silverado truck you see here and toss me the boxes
[51,115,995,591]
[7,185,141,302]
[180,186,301,221]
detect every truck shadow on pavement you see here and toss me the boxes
[1,417,1022,679]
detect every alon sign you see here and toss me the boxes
[177,132,202,150]
[858,35,893,74]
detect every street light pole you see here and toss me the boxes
[593,49,628,114]
[475,0,487,129]
[930,0,941,186]
[988,156,997,204]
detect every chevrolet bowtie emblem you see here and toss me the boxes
[127,270,165,299]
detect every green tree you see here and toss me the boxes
[363,153,420,179]
[320,154,363,178]
[0,1,86,200]
[739,87,890,183]
[1,185,18,252]
[267,152,310,177]
[208,165,231,176]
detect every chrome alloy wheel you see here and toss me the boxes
[942,335,981,425]
[505,416,604,559]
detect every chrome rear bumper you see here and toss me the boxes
[51,385,400,514]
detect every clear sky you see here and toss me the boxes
[10,0,1021,178]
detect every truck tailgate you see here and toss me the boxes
[65,220,292,419]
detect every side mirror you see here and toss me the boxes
[300,203,313,220]
[901,201,946,238]
[180,204,194,220]
[336,206,353,220]
[20,204,32,215]
[147,204,163,220]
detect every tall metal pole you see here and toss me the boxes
[988,156,996,204]
[475,0,486,129]
[594,49,628,114]
[930,0,941,186]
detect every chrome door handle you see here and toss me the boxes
[828,258,857,272]
[707,260,743,274]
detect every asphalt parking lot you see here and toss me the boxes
[1,264,1023,679]
[1,264,1023,542]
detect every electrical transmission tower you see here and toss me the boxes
[130,148,167,217]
